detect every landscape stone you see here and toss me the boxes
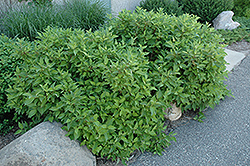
[213,11,240,30]
[0,121,96,166]
[164,103,182,121]
[224,48,246,71]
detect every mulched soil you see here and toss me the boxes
[0,40,249,165]
[0,126,22,150]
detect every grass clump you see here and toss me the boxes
[139,0,183,16]
[0,0,109,41]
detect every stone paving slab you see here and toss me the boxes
[224,48,246,71]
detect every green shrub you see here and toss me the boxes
[177,0,234,24]
[7,27,176,164]
[1,5,55,40]
[0,35,25,135]
[139,0,183,16]
[108,8,232,111]
[0,0,108,40]
[7,8,233,163]
[233,0,250,18]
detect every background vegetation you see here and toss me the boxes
[232,0,250,18]
[177,0,234,24]
[139,0,183,16]
[0,0,109,40]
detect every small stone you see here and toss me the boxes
[213,11,240,30]
[164,103,182,121]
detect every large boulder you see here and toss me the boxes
[213,11,240,30]
[0,121,96,166]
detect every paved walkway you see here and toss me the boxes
[131,51,250,165]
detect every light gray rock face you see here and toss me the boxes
[0,121,96,166]
[213,11,240,30]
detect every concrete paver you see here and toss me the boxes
[224,48,246,71]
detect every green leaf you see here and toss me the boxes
[156,90,163,99]
[58,113,65,119]
[74,128,80,140]
[80,140,86,146]
[18,122,24,129]
[15,129,23,135]
[48,116,54,122]
[89,96,95,100]
[104,56,108,65]
[121,136,128,143]
[150,107,156,116]
[24,97,35,105]
[96,146,102,153]
[120,97,126,103]
[108,125,116,130]
[149,131,156,136]
[28,110,37,118]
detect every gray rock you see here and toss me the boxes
[0,121,96,166]
[213,11,240,30]
[164,103,182,121]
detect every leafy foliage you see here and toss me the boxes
[7,27,176,164]
[0,0,109,41]
[193,112,206,123]
[233,0,250,18]
[6,8,233,163]
[177,0,234,24]
[18,0,53,6]
[0,35,25,135]
[139,0,183,16]
[108,8,232,111]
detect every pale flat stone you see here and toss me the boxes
[224,48,246,71]
[0,121,96,166]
